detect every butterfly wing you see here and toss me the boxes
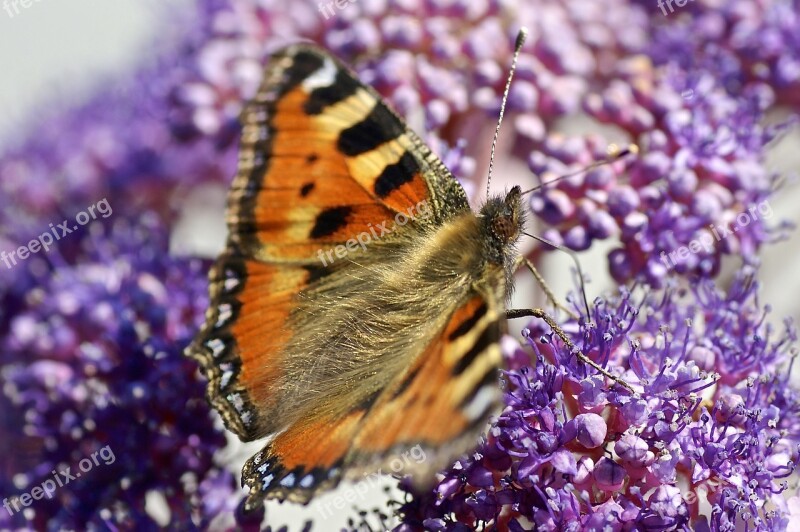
[187,45,469,442]
[187,44,507,509]
[230,44,470,264]
[345,285,506,481]
[240,283,506,506]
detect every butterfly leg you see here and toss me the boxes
[514,255,579,320]
[518,232,593,318]
[506,307,634,392]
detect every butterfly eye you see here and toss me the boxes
[492,216,518,242]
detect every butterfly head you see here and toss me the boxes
[479,185,525,266]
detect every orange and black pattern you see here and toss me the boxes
[187,44,506,508]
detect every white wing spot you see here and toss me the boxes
[463,385,497,421]
[206,338,225,357]
[220,369,233,388]
[215,303,232,328]
[301,57,337,91]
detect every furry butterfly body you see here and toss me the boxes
[188,42,539,509]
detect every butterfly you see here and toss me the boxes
[187,30,631,511]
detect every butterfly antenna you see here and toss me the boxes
[486,27,528,200]
[520,143,638,196]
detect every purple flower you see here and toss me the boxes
[391,270,799,530]
[0,215,240,529]
[571,413,607,449]
[531,65,793,286]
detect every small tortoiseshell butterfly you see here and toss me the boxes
[187,29,631,511]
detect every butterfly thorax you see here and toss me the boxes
[478,185,525,290]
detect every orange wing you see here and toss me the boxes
[238,288,505,507]
[347,290,505,477]
[187,44,508,511]
[187,45,470,442]
[228,44,469,263]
